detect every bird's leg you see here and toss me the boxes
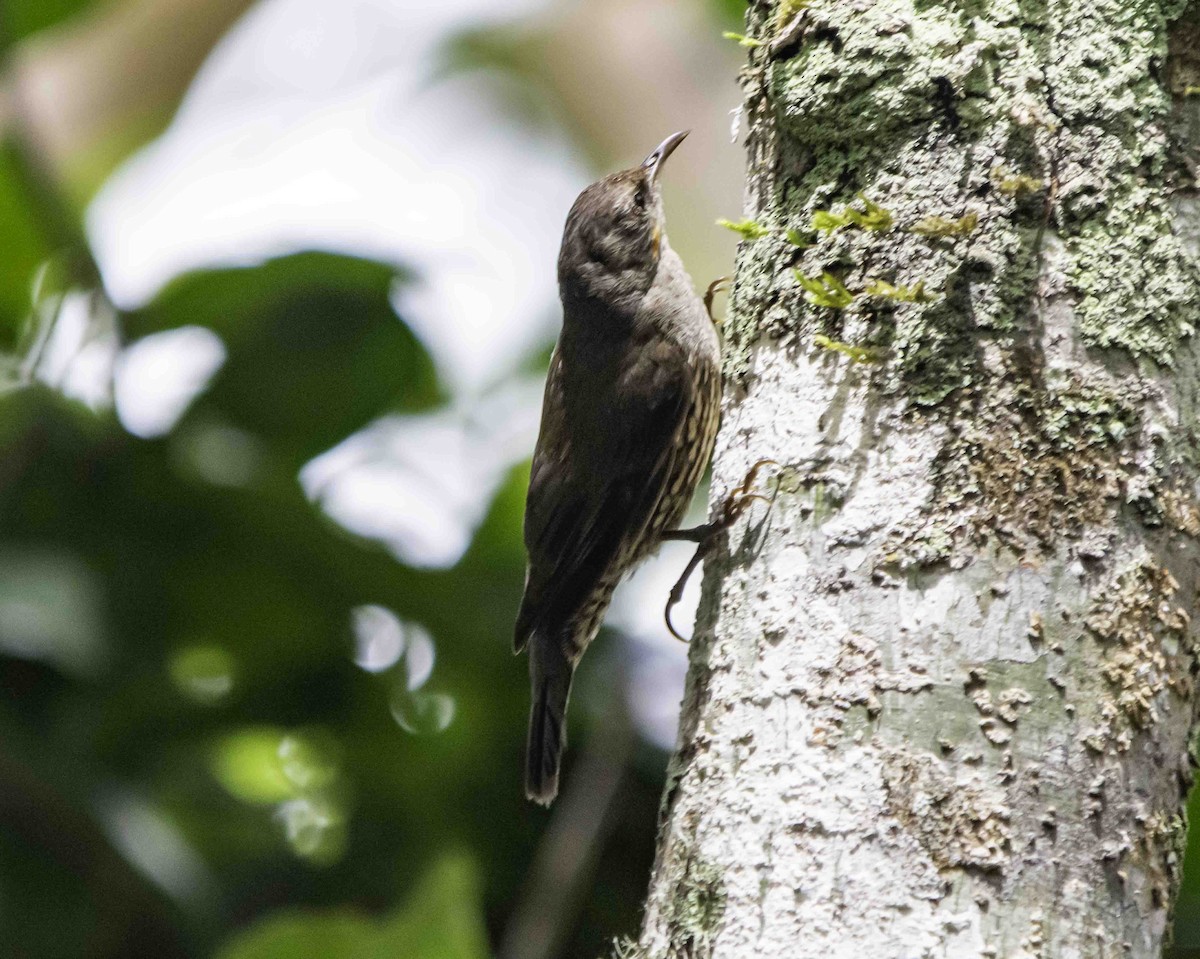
[662,458,778,641]
[662,458,777,543]
[664,544,710,641]
[704,276,731,324]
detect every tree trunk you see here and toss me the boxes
[639,2,1200,957]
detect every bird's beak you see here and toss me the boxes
[641,130,689,184]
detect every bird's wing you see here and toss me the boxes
[514,339,693,652]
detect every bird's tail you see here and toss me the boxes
[525,639,574,806]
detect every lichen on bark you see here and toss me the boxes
[639,2,1200,957]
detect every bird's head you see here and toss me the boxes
[557,130,688,312]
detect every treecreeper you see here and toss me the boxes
[513,131,724,805]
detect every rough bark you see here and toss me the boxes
[639,2,1200,957]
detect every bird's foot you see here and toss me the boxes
[704,276,731,325]
[661,458,778,641]
[662,458,777,544]
[713,456,778,531]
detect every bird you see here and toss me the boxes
[514,131,722,805]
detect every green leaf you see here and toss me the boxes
[852,193,894,231]
[810,210,846,232]
[813,334,882,364]
[216,853,489,959]
[991,165,1043,196]
[910,211,979,238]
[722,31,763,48]
[126,253,441,466]
[863,278,937,303]
[774,0,812,29]
[717,217,770,241]
[811,193,893,233]
[0,142,53,351]
[794,270,855,309]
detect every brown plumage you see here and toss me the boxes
[514,131,721,805]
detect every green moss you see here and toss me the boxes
[813,333,882,363]
[723,31,764,49]
[773,0,812,32]
[811,193,895,233]
[718,217,771,241]
[796,270,855,308]
[864,277,937,303]
[990,166,1044,197]
[911,211,980,237]
[664,858,727,955]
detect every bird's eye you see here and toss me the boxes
[633,185,647,210]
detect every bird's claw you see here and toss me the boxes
[716,457,778,530]
[665,547,708,642]
[704,276,731,324]
[733,457,778,499]
[662,457,780,642]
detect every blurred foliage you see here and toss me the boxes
[216,854,488,959]
[0,0,98,49]
[708,0,746,24]
[0,0,668,953]
[0,239,662,957]
[1171,786,1200,957]
[0,239,553,955]
[0,144,53,352]
[65,104,179,210]
[126,254,440,467]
